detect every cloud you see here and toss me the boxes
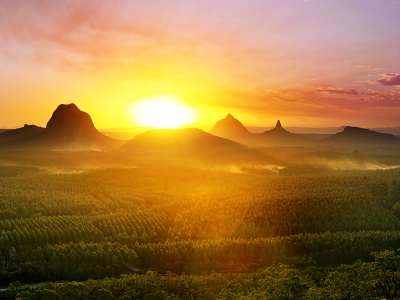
[255,86,400,127]
[0,1,237,73]
[360,90,379,96]
[354,65,381,71]
[265,87,400,110]
[372,73,400,86]
[308,86,359,96]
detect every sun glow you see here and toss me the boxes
[130,97,196,129]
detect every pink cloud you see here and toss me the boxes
[265,87,400,111]
[373,73,400,86]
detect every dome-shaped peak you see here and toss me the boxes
[45,103,96,134]
[55,103,80,112]
[276,120,282,129]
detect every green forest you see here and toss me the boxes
[2,150,400,299]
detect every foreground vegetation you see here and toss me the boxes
[3,250,400,299]
[1,149,400,298]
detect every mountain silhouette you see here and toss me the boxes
[120,128,245,154]
[3,104,121,150]
[321,126,400,146]
[0,124,44,142]
[211,114,250,141]
[211,115,309,146]
[259,120,308,145]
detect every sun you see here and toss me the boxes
[130,96,196,129]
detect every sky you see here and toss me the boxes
[1,0,400,129]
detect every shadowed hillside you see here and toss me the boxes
[120,127,246,154]
[0,124,44,142]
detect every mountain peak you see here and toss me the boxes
[46,103,95,134]
[53,103,80,114]
[1,104,120,150]
[57,103,78,109]
[210,114,249,138]
[40,103,120,149]
[276,120,282,129]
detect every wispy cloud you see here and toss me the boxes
[308,86,359,96]
[265,86,400,110]
[354,65,381,71]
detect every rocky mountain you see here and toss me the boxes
[120,128,245,154]
[210,114,251,141]
[2,104,121,150]
[320,126,400,147]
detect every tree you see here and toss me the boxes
[58,282,90,300]
[8,281,22,291]
[118,295,133,300]
[93,288,116,300]
[29,289,58,300]
[258,264,311,300]
[369,250,400,300]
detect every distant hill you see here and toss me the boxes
[100,126,155,133]
[2,104,121,150]
[120,128,245,154]
[246,125,400,135]
[0,124,44,142]
[101,131,140,141]
[211,114,309,146]
[320,126,400,147]
[100,126,155,140]
[372,127,400,136]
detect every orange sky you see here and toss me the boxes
[1,0,400,129]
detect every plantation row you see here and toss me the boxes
[1,242,139,284]
[0,212,170,254]
[1,167,400,247]
[2,167,400,238]
[0,167,204,219]
[132,230,400,274]
[170,169,400,239]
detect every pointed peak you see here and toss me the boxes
[225,113,235,119]
[276,120,282,129]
